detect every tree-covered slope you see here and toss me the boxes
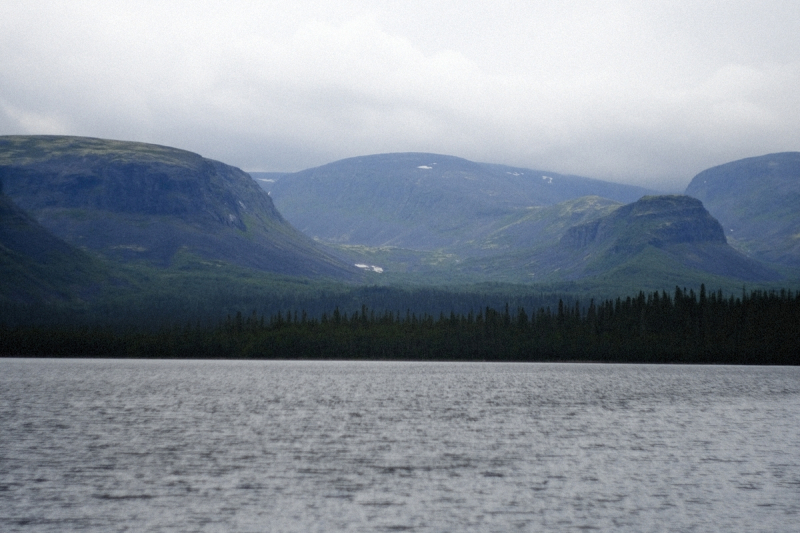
[685,152,800,267]
[0,136,357,279]
[256,152,657,250]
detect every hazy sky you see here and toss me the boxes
[2,1,798,190]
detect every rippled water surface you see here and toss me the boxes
[1,359,799,532]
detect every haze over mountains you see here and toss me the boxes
[253,153,657,250]
[1,135,798,309]
[255,151,795,286]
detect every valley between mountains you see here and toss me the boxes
[2,135,799,327]
[254,151,797,288]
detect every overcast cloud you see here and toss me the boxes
[1,1,799,190]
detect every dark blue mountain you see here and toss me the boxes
[0,135,357,279]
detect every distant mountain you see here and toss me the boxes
[685,152,800,267]
[253,151,787,287]
[0,135,357,279]
[250,172,290,188]
[255,153,658,250]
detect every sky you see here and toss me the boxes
[1,1,799,191]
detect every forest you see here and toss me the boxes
[2,285,798,364]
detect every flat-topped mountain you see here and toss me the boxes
[0,136,357,278]
[685,152,800,267]
[550,195,779,282]
[561,195,726,251]
[3,137,792,298]
[255,152,657,250]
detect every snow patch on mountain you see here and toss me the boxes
[355,263,384,273]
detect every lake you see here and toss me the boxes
[1,359,798,532]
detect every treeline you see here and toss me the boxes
[2,285,799,364]
[0,282,575,329]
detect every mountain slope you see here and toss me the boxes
[0,188,108,303]
[471,196,624,255]
[0,135,357,278]
[256,152,658,250]
[551,195,780,283]
[685,152,800,267]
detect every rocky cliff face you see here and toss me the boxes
[0,137,280,227]
[561,195,726,251]
[555,195,778,283]
[0,135,356,278]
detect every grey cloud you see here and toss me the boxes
[1,1,798,190]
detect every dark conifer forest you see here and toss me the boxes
[2,285,798,364]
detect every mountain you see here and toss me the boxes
[0,135,357,279]
[685,152,800,267]
[253,150,785,288]
[548,195,780,283]
[467,195,624,256]
[254,152,658,250]
[327,193,781,289]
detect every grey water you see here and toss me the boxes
[1,360,798,532]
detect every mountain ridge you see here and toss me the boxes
[2,137,795,307]
[0,135,358,279]
[255,152,659,250]
[254,149,784,287]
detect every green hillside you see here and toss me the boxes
[317,194,781,292]
[551,195,780,284]
[319,195,622,283]
[0,190,109,304]
[2,139,796,330]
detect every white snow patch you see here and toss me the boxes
[542,175,553,184]
[417,165,433,169]
[257,178,276,183]
[506,172,523,176]
[238,200,247,210]
[355,263,384,273]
